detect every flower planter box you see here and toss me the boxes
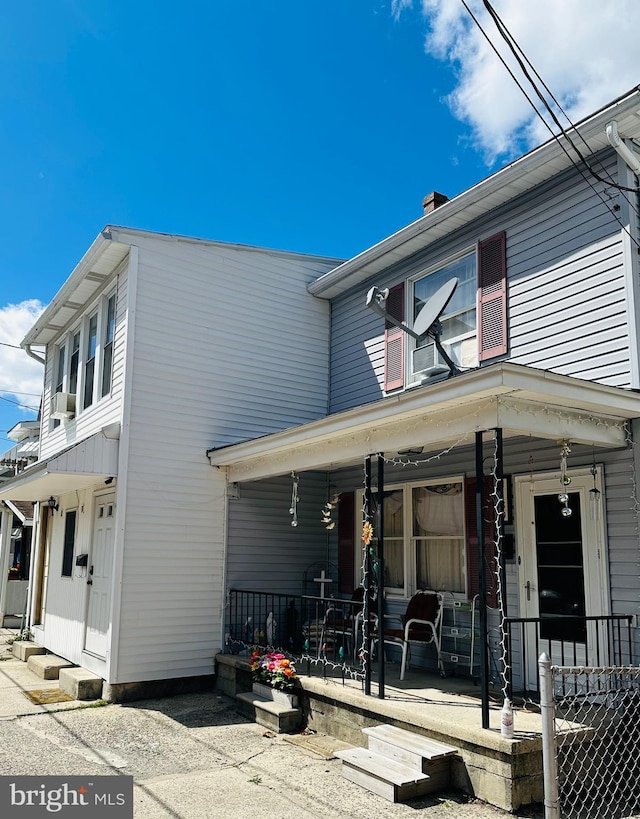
[252,682,299,708]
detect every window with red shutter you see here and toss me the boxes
[384,283,405,391]
[464,477,498,608]
[478,232,507,361]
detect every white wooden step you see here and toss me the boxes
[335,747,431,803]
[363,724,457,761]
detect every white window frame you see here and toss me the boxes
[49,289,116,423]
[408,248,478,385]
[356,475,467,601]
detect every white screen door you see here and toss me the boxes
[85,494,116,657]
[516,471,608,690]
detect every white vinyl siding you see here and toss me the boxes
[330,151,630,412]
[112,233,337,682]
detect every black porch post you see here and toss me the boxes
[377,453,385,699]
[495,427,506,617]
[476,430,490,729]
[364,455,372,696]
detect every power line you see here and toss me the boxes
[458,0,640,252]
[0,394,39,412]
[480,0,640,202]
[0,341,24,350]
[0,388,41,397]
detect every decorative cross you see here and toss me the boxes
[313,569,333,599]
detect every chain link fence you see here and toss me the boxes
[540,655,640,819]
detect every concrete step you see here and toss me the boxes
[59,667,103,700]
[11,641,46,662]
[335,747,431,803]
[26,654,74,680]
[236,691,302,734]
[363,724,458,791]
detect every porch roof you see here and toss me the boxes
[207,363,640,483]
[0,426,119,502]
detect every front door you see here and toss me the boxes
[85,494,116,658]
[516,471,608,690]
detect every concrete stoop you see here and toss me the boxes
[13,643,103,700]
[336,724,458,803]
[235,690,302,733]
[11,641,46,662]
[59,667,104,700]
[26,653,74,681]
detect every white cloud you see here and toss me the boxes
[0,300,46,417]
[402,0,640,161]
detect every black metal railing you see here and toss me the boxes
[505,614,634,695]
[225,589,369,672]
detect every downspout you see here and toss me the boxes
[24,345,45,366]
[606,121,640,178]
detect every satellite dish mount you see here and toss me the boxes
[366,278,461,379]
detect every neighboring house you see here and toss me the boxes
[0,421,39,626]
[210,87,640,695]
[0,231,341,693]
[3,87,640,701]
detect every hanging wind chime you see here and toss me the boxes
[558,440,572,517]
[289,472,300,527]
[589,461,601,520]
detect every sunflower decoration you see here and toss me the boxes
[362,520,374,545]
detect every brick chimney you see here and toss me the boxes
[422,191,449,215]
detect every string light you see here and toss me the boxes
[489,433,509,701]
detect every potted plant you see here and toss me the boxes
[249,650,299,707]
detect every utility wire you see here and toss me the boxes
[458,0,640,252]
[0,394,39,412]
[0,341,24,350]
[481,0,640,203]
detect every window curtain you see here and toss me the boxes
[413,485,464,592]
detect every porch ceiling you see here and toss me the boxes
[207,363,640,483]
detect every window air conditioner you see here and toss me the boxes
[411,344,449,382]
[51,392,76,420]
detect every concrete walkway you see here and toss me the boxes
[0,628,87,718]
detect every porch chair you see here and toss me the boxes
[320,587,377,662]
[377,590,444,680]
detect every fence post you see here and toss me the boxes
[539,652,560,819]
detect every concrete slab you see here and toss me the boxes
[27,653,74,680]
[59,667,103,700]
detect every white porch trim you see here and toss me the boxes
[207,364,639,483]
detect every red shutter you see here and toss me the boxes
[464,478,498,608]
[384,283,405,391]
[478,232,507,361]
[337,492,355,594]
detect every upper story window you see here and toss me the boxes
[411,252,477,382]
[101,293,116,397]
[382,232,507,392]
[69,331,80,395]
[49,290,116,428]
[83,313,98,409]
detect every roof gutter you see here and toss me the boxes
[606,120,640,177]
[23,345,45,365]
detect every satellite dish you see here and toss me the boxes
[413,277,458,338]
[364,276,462,379]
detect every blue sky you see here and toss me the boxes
[1,0,638,444]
